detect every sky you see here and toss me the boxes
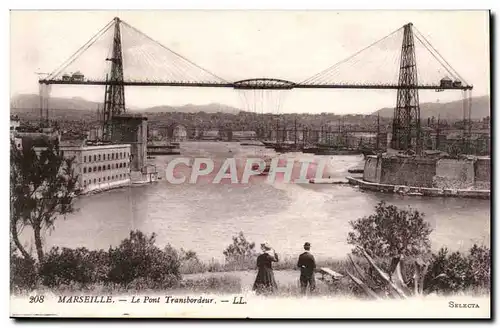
[10,10,490,114]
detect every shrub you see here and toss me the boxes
[107,230,181,287]
[207,258,224,273]
[39,247,108,287]
[347,201,432,259]
[467,244,491,289]
[10,246,38,292]
[223,232,257,270]
[179,249,206,274]
[424,245,491,294]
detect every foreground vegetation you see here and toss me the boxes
[11,229,490,297]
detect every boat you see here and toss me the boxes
[240,141,264,146]
[302,147,319,154]
[261,140,276,147]
[251,157,272,175]
[147,143,181,155]
[314,148,361,155]
[274,144,304,153]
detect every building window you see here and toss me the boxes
[98,154,101,161]
[112,153,114,160]
[99,178,101,182]
[83,167,87,173]
[93,166,96,172]
[84,156,86,163]
[93,155,96,161]
[107,154,110,160]
[93,178,96,184]
[108,164,111,170]
[84,180,87,186]
[98,166,101,172]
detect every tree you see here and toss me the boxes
[223,232,257,266]
[345,201,433,299]
[10,140,79,263]
[347,201,433,259]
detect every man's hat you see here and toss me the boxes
[304,242,311,247]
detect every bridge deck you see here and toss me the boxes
[38,80,473,90]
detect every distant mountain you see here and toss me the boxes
[10,94,241,116]
[11,93,490,122]
[139,103,241,114]
[374,95,490,120]
[10,94,101,111]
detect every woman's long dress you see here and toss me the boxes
[252,252,279,294]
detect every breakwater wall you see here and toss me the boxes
[363,155,490,190]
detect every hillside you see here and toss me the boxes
[10,94,241,115]
[137,103,241,114]
[374,95,490,120]
[11,93,490,122]
[10,94,101,111]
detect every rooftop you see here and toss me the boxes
[60,143,132,151]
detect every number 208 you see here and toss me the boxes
[29,295,44,303]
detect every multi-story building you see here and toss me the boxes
[10,115,20,138]
[232,131,257,141]
[60,143,132,193]
[172,124,188,142]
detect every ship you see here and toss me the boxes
[147,142,181,155]
[251,156,272,175]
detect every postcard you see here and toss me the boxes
[10,10,490,319]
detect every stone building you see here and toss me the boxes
[60,143,132,193]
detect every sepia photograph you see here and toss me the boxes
[9,9,491,319]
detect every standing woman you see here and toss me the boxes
[253,243,279,295]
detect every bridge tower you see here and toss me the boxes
[103,17,126,140]
[391,23,421,153]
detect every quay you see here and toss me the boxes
[343,153,490,199]
[346,176,490,199]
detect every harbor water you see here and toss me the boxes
[25,142,490,262]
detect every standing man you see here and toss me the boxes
[297,242,316,295]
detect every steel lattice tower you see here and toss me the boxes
[391,23,421,152]
[103,17,126,140]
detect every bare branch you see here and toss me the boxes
[345,270,382,300]
[358,247,409,299]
